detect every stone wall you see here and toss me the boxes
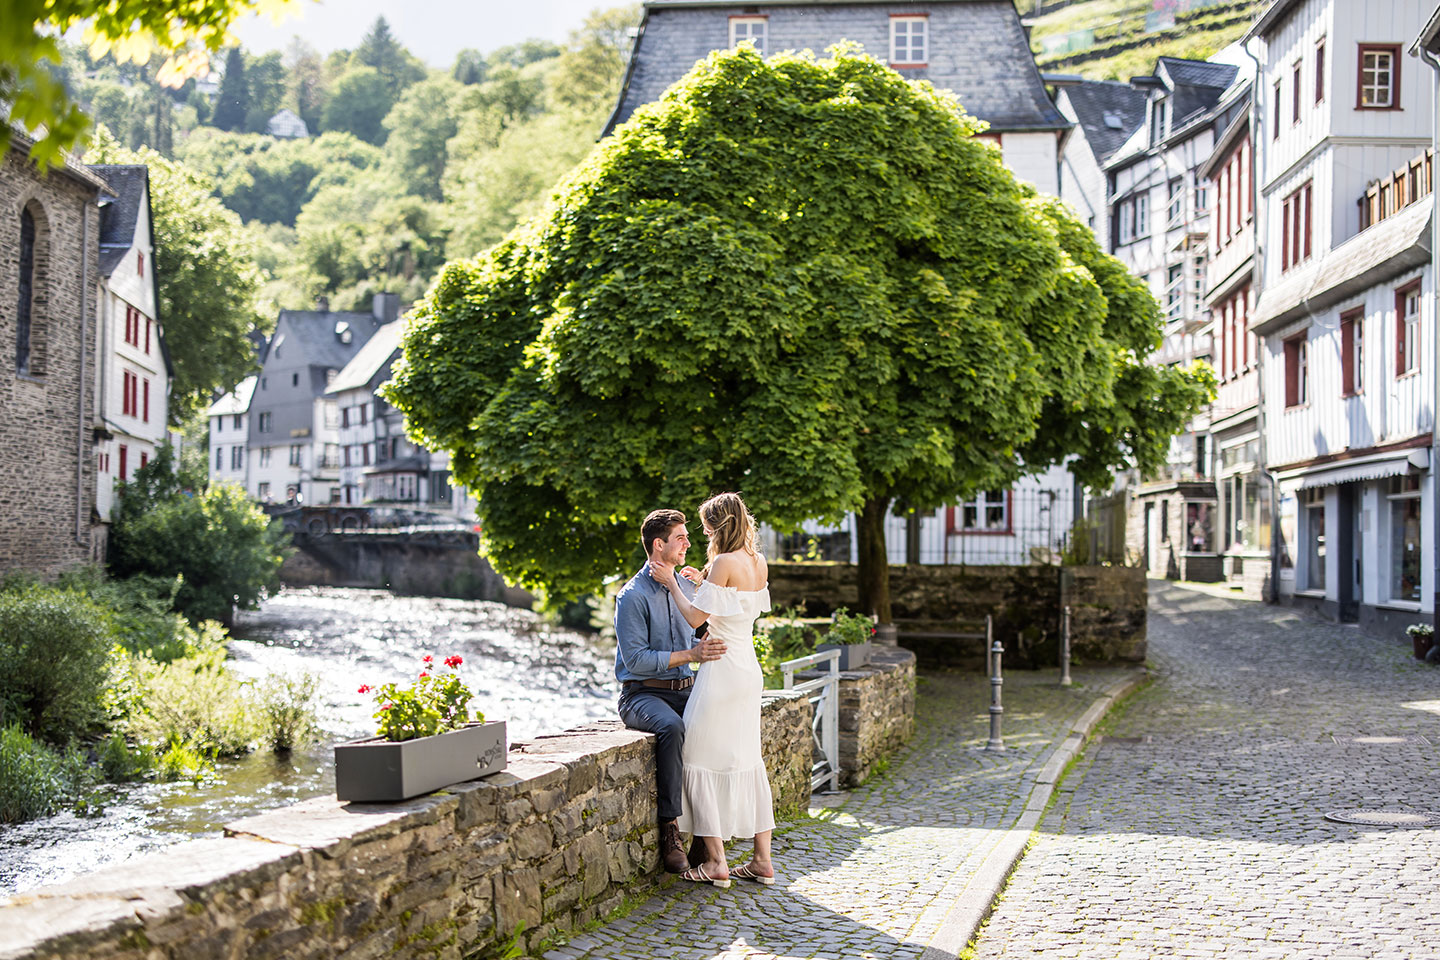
[281,531,531,605]
[768,562,1146,669]
[0,149,103,576]
[0,695,818,960]
[832,648,916,787]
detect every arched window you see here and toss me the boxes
[16,208,34,374]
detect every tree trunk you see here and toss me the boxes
[856,496,893,623]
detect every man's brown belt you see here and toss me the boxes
[624,676,694,692]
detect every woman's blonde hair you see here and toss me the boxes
[699,492,758,574]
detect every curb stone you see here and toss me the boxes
[918,667,1150,960]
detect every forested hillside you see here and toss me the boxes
[60,7,638,318]
[1027,0,1262,80]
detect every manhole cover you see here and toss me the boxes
[1331,735,1431,745]
[1323,809,1440,827]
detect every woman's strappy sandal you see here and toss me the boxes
[680,865,731,888]
[729,863,775,885]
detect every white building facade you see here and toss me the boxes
[207,376,255,490]
[89,165,169,523]
[1248,0,1435,632]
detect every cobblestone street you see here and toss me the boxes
[973,581,1440,960]
[545,665,1134,960]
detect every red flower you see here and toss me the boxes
[422,655,434,664]
[444,655,463,668]
[419,672,430,679]
[358,684,372,694]
[380,703,392,711]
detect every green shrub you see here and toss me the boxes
[55,567,226,663]
[256,671,321,752]
[0,585,113,742]
[0,724,92,823]
[117,650,261,759]
[108,445,290,625]
[96,732,157,783]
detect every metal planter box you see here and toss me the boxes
[816,641,872,671]
[334,720,507,803]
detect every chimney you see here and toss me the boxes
[372,291,400,325]
[315,296,329,313]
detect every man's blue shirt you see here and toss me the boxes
[614,562,697,684]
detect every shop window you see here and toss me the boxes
[1184,502,1213,552]
[1388,474,1422,602]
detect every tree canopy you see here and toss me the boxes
[3,0,295,166]
[382,45,1214,611]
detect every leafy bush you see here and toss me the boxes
[116,649,262,759]
[0,724,92,823]
[108,445,290,625]
[56,567,226,663]
[256,672,321,752]
[764,606,819,661]
[96,732,156,782]
[820,607,876,646]
[0,585,113,742]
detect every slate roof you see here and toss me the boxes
[1058,81,1147,164]
[605,0,1068,136]
[327,321,403,395]
[1105,57,1238,170]
[1155,57,1238,91]
[90,164,149,276]
[272,310,385,371]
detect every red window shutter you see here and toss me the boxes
[140,452,148,470]
[1285,340,1300,406]
[1242,287,1251,366]
[1396,290,1407,374]
[137,251,143,277]
[122,372,131,415]
[1303,185,1312,259]
[145,319,151,354]
[143,379,150,423]
[119,444,128,480]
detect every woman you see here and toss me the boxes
[650,491,776,887]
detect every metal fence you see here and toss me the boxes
[780,648,841,793]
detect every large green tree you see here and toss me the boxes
[88,129,266,423]
[321,65,391,145]
[383,46,1212,614]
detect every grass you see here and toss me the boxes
[1027,0,1262,80]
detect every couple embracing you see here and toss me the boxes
[614,492,776,888]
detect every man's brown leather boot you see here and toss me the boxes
[659,820,688,874]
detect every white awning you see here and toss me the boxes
[1288,448,1430,490]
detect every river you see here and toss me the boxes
[0,587,618,899]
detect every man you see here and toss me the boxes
[614,508,727,873]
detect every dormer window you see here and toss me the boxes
[890,14,928,67]
[729,16,766,54]
[1150,97,1168,144]
[335,320,353,344]
[137,251,144,277]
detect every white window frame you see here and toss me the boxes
[1359,46,1396,109]
[729,16,767,54]
[956,490,1009,533]
[289,444,303,467]
[1400,285,1420,375]
[890,15,928,66]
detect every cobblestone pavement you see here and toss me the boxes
[546,664,1134,960]
[973,581,1440,960]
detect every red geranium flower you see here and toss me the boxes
[358,684,372,694]
[419,672,430,679]
[444,655,463,668]
[381,703,392,711]
[422,655,434,664]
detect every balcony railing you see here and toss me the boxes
[1358,149,1434,231]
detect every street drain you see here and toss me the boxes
[1099,736,1151,744]
[1331,735,1431,745]
[1324,809,1440,827]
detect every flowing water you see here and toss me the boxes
[0,587,618,898]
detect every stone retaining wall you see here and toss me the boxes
[837,648,916,786]
[0,695,817,960]
[769,562,1146,669]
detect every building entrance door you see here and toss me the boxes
[1337,484,1359,622]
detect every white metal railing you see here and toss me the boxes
[781,649,840,793]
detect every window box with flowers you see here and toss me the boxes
[334,654,506,802]
[815,607,877,671]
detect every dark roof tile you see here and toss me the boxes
[1060,80,1147,163]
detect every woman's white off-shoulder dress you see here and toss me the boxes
[675,580,776,840]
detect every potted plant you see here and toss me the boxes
[1407,623,1434,661]
[334,654,506,802]
[816,607,876,671]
